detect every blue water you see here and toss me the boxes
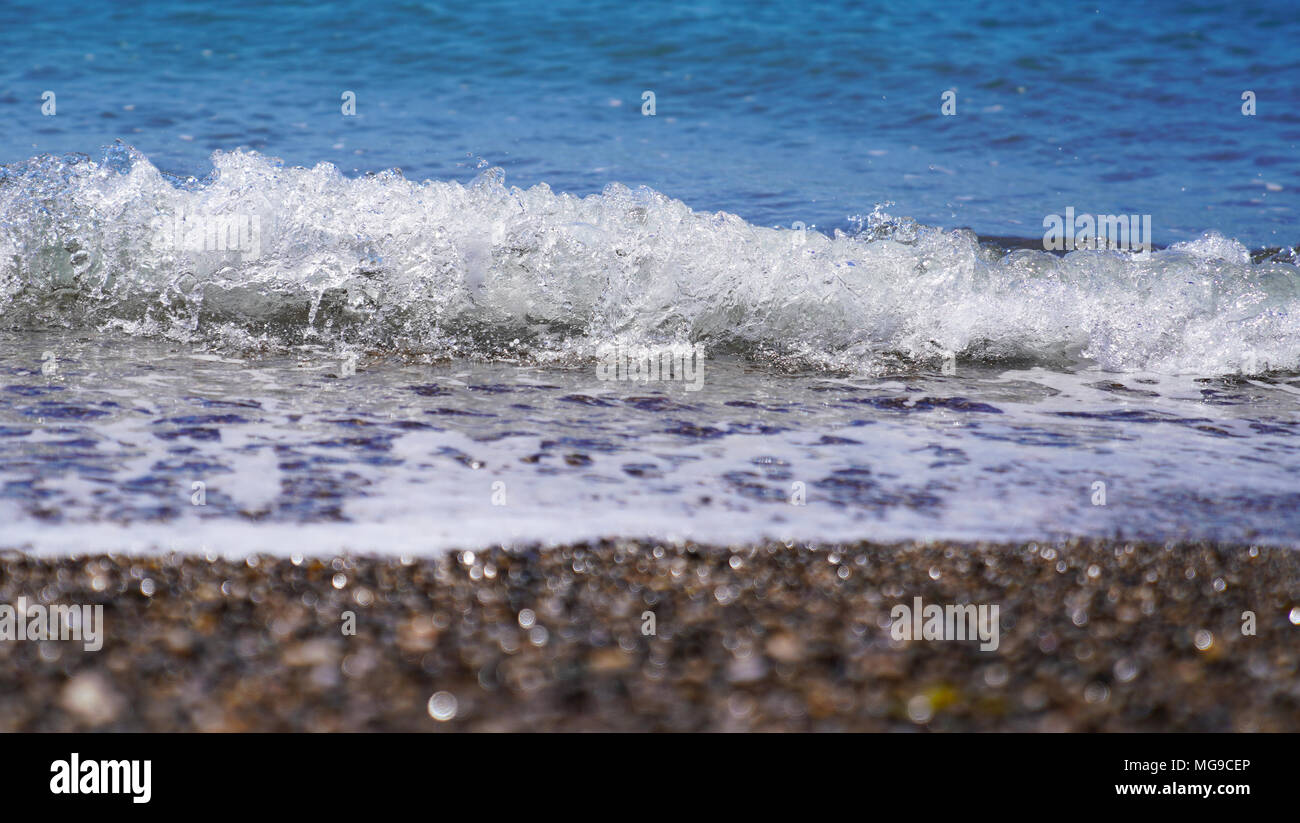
[3,0,1298,247]
[3,0,1300,554]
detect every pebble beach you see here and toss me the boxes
[3,539,1296,732]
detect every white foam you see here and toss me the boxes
[2,146,1298,376]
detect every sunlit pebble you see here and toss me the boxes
[427,691,458,722]
[1194,630,1214,651]
[1055,561,1067,574]
[1114,658,1139,683]
[1022,687,1049,712]
[1087,564,1101,579]
[1213,578,1226,592]
[354,588,374,607]
[517,608,536,629]
[342,654,374,678]
[837,566,850,580]
[1072,610,1088,627]
[291,553,304,566]
[245,555,260,568]
[1288,607,1300,625]
[90,575,108,593]
[907,695,933,724]
[727,693,755,718]
[461,551,475,566]
[928,566,940,580]
[331,573,347,589]
[983,664,1009,688]
[140,578,156,597]
[1248,547,1260,558]
[729,555,743,570]
[469,566,483,581]
[1084,682,1110,704]
[529,626,549,646]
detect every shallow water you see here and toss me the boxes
[3,331,1298,554]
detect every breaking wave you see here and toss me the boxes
[2,143,1298,375]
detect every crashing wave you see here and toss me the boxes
[1,143,1297,375]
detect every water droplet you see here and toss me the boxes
[1194,630,1214,651]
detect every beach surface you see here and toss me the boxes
[3,539,1296,732]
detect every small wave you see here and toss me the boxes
[2,143,1298,375]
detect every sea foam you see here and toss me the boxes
[2,144,1297,375]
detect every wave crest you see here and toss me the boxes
[2,144,1298,374]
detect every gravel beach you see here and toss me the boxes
[1,540,1297,732]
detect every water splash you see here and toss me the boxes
[2,144,1298,375]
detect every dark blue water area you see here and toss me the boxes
[1,0,1297,246]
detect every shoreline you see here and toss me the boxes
[1,539,1296,732]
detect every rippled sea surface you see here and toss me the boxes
[2,1,1299,553]
[2,0,1298,245]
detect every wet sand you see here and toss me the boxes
[1,539,1296,732]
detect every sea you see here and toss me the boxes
[1,0,1298,554]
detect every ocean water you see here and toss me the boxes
[1,0,1298,553]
